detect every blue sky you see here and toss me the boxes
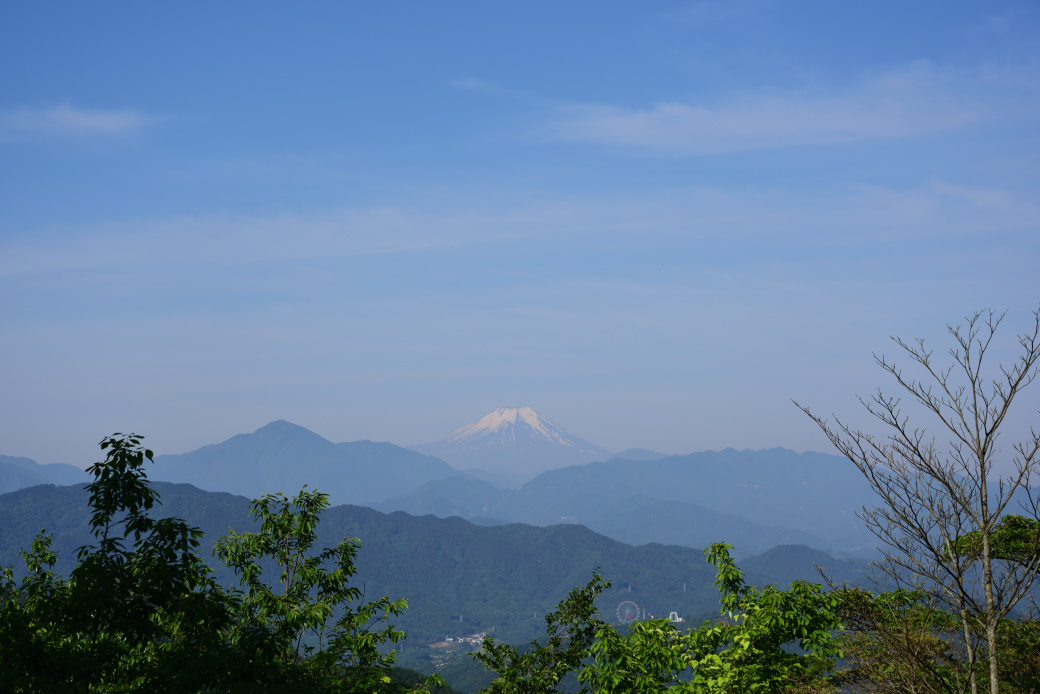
[2,1,1039,466]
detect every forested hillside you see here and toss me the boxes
[0,480,870,649]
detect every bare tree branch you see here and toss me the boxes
[795,306,1040,694]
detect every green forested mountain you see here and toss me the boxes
[0,481,870,650]
[0,481,715,647]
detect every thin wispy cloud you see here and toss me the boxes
[2,1,1038,467]
[0,103,152,140]
[2,180,1033,281]
[0,204,585,278]
[549,64,1010,154]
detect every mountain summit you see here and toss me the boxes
[148,421,458,506]
[411,407,611,482]
[443,407,592,448]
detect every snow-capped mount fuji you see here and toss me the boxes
[410,407,612,482]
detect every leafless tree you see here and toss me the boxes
[797,308,1040,694]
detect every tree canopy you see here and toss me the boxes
[0,433,436,693]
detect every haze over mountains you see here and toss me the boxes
[374,448,878,556]
[0,409,884,685]
[0,455,89,495]
[147,420,465,505]
[0,481,874,649]
[410,407,613,482]
[0,409,881,557]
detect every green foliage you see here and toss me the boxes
[0,433,436,693]
[3,481,863,649]
[799,308,1040,693]
[475,543,843,693]
[0,434,231,692]
[387,666,465,694]
[0,533,74,691]
[835,587,971,692]
[473,573,610,693]
[13,431,1039,693]
[215,488,413,691]
[683,542,842,692]
[581,619,692,693]
[835,586,1040,693]
[949,514,1040,566]
[995,617,1040,692]
[577,543,842,693]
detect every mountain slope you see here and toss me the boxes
[373,481,827,556]
[496,448,879,552]
[0,481,875,646]
[376,447,879,555]
[0,481,737,645]
[148,420,461,505]
[0,455,89,495]
[738,544,874,587]
[411,407,611,482]
[371,476,511,518]
[582,496,830,557]
[608,449,671,462]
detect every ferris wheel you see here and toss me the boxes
[616,600,640,624]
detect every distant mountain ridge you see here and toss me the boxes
[0,481,873,648]
[0,455,89,495]
[2,422,879,557]
[375,447,881,557]
[609,448,671,462]
[147,420,467,505]
[411,407,612,482]
[372,483,829,557]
